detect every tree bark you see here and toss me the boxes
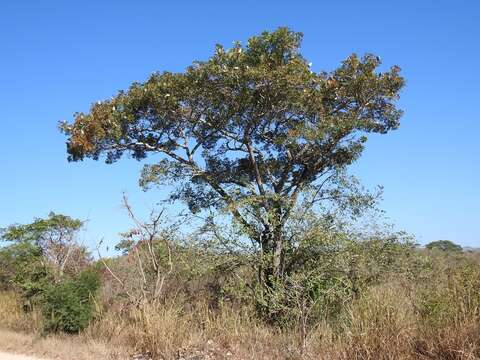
[272,226,284,278]
[259,223,285,287]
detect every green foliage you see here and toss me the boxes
[1,212,86,278]
[60,27,404,289]
[41,270,100,333]
[253,226,414,326]
[1,213,97,334]
[426,239,462,253]
[108,229,248,308]
[0,237,99,334]
[2,212,82,243]
[0,241,53,298]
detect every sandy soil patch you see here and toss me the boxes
[0,328,129,360]
[0,352,46,360]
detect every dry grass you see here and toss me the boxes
[314,281,480,360]
[0,293,130,360]
[2,255,480,360]
[3,286,480,360]
[87,301,298,359]
[0,292,41,333]
[81,283,480,359]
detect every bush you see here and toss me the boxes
[0,242,53,301]
[41,270,100,333]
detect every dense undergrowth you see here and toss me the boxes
[1,219,479,359]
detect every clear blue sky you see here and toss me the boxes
[1,0,479,249]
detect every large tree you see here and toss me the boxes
[60,28,404,286]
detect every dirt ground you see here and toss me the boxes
[0,352,45,360]
[0,328,129,360]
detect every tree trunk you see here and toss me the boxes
[272,226,284,278]
[259,224,285,286]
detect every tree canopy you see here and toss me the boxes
[1,212,87,277]
[60,28,404,284]
[426,240,463,253]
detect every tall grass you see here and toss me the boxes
[0,291,42,332]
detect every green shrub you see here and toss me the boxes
[0,242,53,300]
[41,269,100,333]
[253,233,415,330]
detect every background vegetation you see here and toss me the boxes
[1,207,479,359]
